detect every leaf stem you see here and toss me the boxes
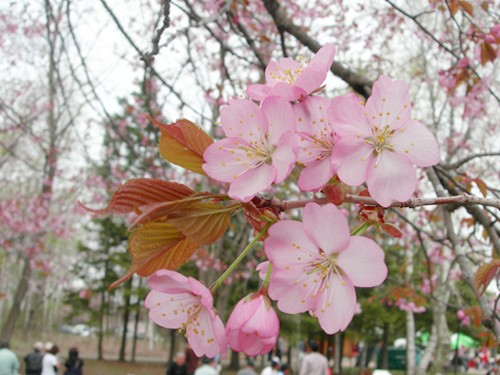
[350,221,370,236]
[211,222,272,292]
[259,262,273,295]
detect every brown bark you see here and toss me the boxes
[0,256,31,342]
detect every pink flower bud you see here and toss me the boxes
[226,293,280,356]
[457,309,466,320]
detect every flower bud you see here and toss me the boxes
[226,293,279,356]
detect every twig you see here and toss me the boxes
[445,152,500,170]
[274,193,500,211]
[262,0,373,99]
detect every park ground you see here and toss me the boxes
[9,332,488,375]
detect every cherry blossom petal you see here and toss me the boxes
[298,156,335,192]
[391,119,440,167]
[295,44,335,93]
[264,58,302,85]
[365,75,411,129]
[336,236,388,287]
[329,93,372,138]
[265,220,318,268]
[272,132,297,183]
[294,67,326,95]
[188,277,214,315]
[246,83,272,101]
[226,297,260,331]
[315,274,357,334]
[203,138,257,183]
[187,310,227,357]
[309,43,336,71]
[240,297,279,338]
[334,138,372,186]
[269,82,307,101]
[366,151,417,207]
[261,96,295,145]
[256,261,269,280]
[268,266,317,314]
[147,269,190,294]
[302,202,350,254]
[228,164,276,202]
[145,290,193,329]
[220,99,268,139]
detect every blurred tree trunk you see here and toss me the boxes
[131,278,142,362]
[97,258,109,361]
[333,333,342,375]
[229,351,239,370]
[429,288,451,375]
[119,278,133,362]
[406,248,416,375]
[417,324,437,375]
[380,322,389,369]
[168,329,177,364]
[0,256,31,342]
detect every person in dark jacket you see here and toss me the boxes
[24,342,44,375]
[63,348,83,375]
[167,352,188,375]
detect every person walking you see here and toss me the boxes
[167,352,188,375]
[24,342,44,375]
[236,359,257,375]
[41,345,60,375]
[0,342,19,375]
[185,345,199,375]
[194,357,218,375]
[63,348,83,375]
[299,341,328,375]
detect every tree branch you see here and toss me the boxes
[445,152,500,170]
[272,193,500,211]
[262,0,373,99]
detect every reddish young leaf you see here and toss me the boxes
[473,178,488,197]
[82,178,194,215]
[128,195,208,230]
[380,223,403,238]
[474,259,500,295]
[459,0,474,16]
[480,41,496,65]
[323,182,347,206]
[150,117,214,174]
[168,202,233,245]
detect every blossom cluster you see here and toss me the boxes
[143,44,440,357]
[203,44,440,207]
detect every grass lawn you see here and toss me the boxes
[84,359,166,375]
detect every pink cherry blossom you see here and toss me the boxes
[144,270,228,357]
[294,96,338,191]
[226,293,280,356]
[264,202,387,334]
[247,44,336,102]
[203,97,297,202]
[330,75,440,207]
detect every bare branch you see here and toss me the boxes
[445,152,500,170]
[142,0,171,66]
[275,193,500,211]
[262,0,373,99]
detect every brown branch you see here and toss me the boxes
[433,167,500,256]
[443,210,500,342]
[445,152,500,170]
[262,0,373,99]
[142,0,171,66]
[273,193,500,211]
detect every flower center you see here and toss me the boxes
[367,125,395,155]
[238,139,276,168]
[269,62,306,84]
